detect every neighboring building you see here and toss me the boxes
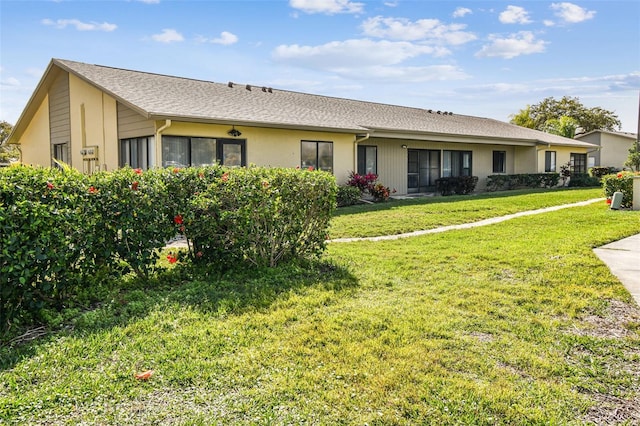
[8,59,597,194]
[575,130,637,170]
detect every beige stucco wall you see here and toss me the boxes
[68,74,119,172]
[535,146,586,173]
[600,134,633,169]
[18,95,51,167]
[162,122,355,183]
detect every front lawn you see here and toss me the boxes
[1,192,639,424]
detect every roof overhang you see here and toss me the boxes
[365,128,537,147]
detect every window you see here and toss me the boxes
[52,143,69,166]
[570,153,587,174]
[120,137,153,169]
[492,151,506,173]
[301,140,333,172]
[162,136,245,167]
[545,151,556,172]
[443,150,472,177]
[357,145,377,175]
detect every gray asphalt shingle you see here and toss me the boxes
[55,59,596,148]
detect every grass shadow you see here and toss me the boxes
[0,258,359,372]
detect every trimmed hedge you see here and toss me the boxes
[337,185,361,207]
[435,176,478,196]
[567,173,601,188]
[0,165,336,330]
[486,173,560,191]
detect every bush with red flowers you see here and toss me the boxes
[601,171,637,208]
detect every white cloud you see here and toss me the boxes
[137,0,160,3]
[151,29,184,43]
[211,31,238,45]
[499,5,532,24]
[0,77,20,87]
[453,7,472,18]
[198,31,239,45]
[475,31,547,59]
[273,39,447,69]
[41,18,117,32]
[289,0,364,15]
[338,64,470,82]
[543,20,555,27]
[361,16,476,45]
[384,1,399,7]
[550,2,595,24]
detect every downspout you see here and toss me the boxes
[155,119,171,168]
[353,133,370,173]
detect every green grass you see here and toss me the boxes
[330,187,603,238]
[2,191,639,425]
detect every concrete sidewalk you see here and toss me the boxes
[594,233,640,307]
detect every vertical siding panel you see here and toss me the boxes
[117,102,155,139]
[48,72,70,152]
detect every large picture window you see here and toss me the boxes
[301,140,333,173]
[120,137,153,169]
[570,152,587,174]
[162,136,245,167]
[443,150,472,177]
[357,145,377,175]
[545,151,556,172]
[492,151,506,174]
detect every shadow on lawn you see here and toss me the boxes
[0,259,359,372]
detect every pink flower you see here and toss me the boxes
[134,168,143,175]
[196,251,203,258]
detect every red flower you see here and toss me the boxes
[174,214,183,225]
[46,182,54,190]
[179,225,185,233]
[134,168,143,175]
[221,172,229,182]
[131,181,139,191]
[173,167,181,174]
[88,186,97,194]
[606,198,612,205]
[262,180,269,188]
[617,173,623,178]
[196,251,203,258]
[307,166,314,171]
[167,254,178,264]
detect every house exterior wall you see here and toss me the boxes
[599,134,633,169]
[535,146,580,173]
[68,74,119,171]
[161,122,355,184]
[19,96,51,167]
[372,138,531,193]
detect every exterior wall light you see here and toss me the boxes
[401,144,408,149]
[228,126,242,137]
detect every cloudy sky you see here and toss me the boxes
[1,0,639,132]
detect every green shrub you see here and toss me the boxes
[337,185,361,207]
[187,167,337,267]
[568,173,601,188]
[435,176,478,196]
[1,166,89,328]
[486,173,560,191]
[589,166,616,179]
[602,171,637,208]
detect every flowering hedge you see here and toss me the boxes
[0,165,336,330]
[602,171,637,208]
[346,172,394,202]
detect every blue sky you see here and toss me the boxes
[1,0,639,132]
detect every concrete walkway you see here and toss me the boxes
[594,234,640,306]
[330,198,605,243]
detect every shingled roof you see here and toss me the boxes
[12,58,597,149]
